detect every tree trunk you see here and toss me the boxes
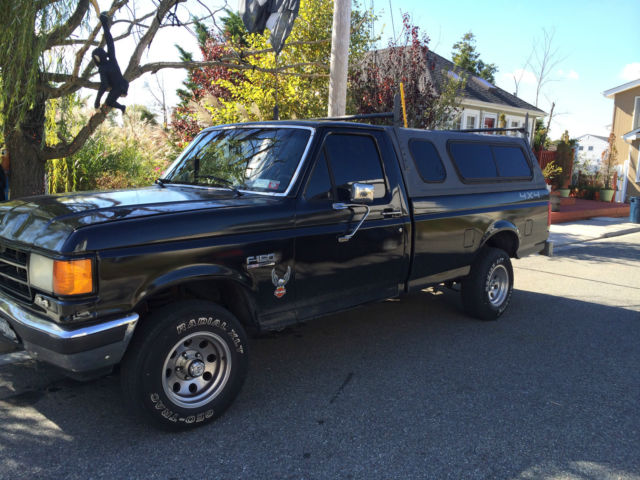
[5,96,47,199]
[6,132,46,199]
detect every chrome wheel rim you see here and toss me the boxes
[162,331,232,409]
[487,264,509,307]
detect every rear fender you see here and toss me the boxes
[479,220,520,257]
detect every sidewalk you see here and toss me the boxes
[548,216,640,251]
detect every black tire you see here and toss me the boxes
[121,300,248,430]
[461,247,513,321]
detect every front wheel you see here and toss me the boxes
[121,300,248,430]
[461,247,513,321]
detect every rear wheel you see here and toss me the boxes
[461,247,513,321]
[121,300,248,429]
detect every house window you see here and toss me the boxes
[634,97,640,130]
[588,146,594,151]
[465,114,477,129]
[579,146,584,151]
[506,118,523,136]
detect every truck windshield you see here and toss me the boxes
[163,127,312,194]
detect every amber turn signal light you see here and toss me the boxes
[53,259,93,295]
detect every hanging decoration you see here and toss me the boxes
[238,0,300,55]
[93,13,129,113]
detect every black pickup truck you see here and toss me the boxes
[0,121,549,428]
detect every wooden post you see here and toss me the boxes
[327,0,351,117]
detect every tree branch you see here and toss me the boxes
[124,0,186,79]
[229,39,330,58]
[41,108,110,160]
[137,60,329,77]
[42,72,100,90]
[44,0,91,49]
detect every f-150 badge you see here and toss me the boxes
[271,266,291,298]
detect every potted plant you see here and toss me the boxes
[600,133,617,202]
[543,161,563,211]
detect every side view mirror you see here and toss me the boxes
[350,183,374,203]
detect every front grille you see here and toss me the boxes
[0,244,31,301]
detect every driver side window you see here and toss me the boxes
[304,151,333,202]
[325,134,387,201]
[304,133,387,203]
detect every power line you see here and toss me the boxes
[388,0,395,40]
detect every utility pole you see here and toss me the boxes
[328,0,351,117]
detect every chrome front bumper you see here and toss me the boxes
[0,290,138,374]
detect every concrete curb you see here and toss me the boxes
[601,226,640,238]
[549,225,640,255]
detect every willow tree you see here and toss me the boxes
[0,0,321,199]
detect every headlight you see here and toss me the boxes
[29,254,94,296]
[29,254,54,293]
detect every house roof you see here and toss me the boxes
[603,78,640,98]
[368,48,546,116]
[576,134,608,142]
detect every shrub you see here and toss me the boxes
[48,105,179,193]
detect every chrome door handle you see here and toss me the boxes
[381,209,403,218]
[332,202,371,243]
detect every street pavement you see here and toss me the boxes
[0,227,639,480]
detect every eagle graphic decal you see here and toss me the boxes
[271,266,291,298]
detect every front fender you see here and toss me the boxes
[135,264,254,307]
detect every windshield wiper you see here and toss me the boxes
[155,178,171,187]
[194,175,244,196]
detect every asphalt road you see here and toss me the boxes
[1,233,639,480]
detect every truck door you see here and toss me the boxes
[294,129,409,320]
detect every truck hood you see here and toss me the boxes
[0,186,283,253]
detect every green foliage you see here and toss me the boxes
[542,161,562,183]
[533,118,549,151]
[221,11,249,47]
[171,0,376,144]
[553,130,574,188]
[210,0,374,124]
[47,102,178,193]
[451,31,497,83]
[498,113,506,135]
[601,132,617,189]
[0,1,78,135]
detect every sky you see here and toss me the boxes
[97,0,640,140]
